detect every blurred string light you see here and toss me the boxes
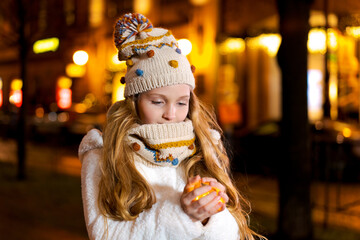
[33,37,59,54]
[73,50,89,65]
[178,39,192,56]
[9,79,23,107]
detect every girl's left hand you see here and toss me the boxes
[180,175,229,224]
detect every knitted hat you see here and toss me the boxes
[114,13,196,97]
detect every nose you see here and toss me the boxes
[163,104,176,121]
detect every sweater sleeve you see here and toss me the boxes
[78,129,103,164]
[201,208,240,240]
[79,130,207,240]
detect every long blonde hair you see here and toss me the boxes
[98,92,264,240]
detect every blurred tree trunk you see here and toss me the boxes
[17,0,27,180]
[276,0,313,239]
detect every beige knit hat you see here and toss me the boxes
[114,13,196,97]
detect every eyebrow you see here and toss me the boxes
[146,93,190,99]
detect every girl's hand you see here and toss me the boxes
[180,175,229,224]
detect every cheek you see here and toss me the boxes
[139,107,155,123]
[138,104,161,124]
[178,106,189,120]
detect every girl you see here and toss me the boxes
[79,13,264,240]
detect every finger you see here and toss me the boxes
[186,196,224,222]
[189,175,201,184]
[190,185,213,201]
[197,195,222,217]
[218,191,229,203]
[201,177,218,184]
[193,191,217,208]
[208,181,226,192]
[181,192,217,221]
[182,184,212,206]
[184,175,201,193]
[216,202,226,212]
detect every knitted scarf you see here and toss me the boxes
[126,119,196,167]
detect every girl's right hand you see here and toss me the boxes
[180,175,228,224]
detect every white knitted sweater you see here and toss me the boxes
[78,121,240,240]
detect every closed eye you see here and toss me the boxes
[151,100,164,105]
[177,101,188,106]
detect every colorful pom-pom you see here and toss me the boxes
[126,59,134,67]
[132,143,140,151]
[169,60,178,68]
[147,50,155,58]
[176,48,182,54]
[191,65,196,73]
[120,77,126,84]
[114,13,153,49]
[135,69,144,76]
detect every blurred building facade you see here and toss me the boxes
[0,0,360,143]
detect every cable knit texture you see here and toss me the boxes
[79,122,240,240]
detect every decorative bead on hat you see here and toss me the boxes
[114,13,196,97]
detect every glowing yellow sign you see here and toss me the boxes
[33,38,59,54]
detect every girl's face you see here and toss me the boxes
[137,84,191,124]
